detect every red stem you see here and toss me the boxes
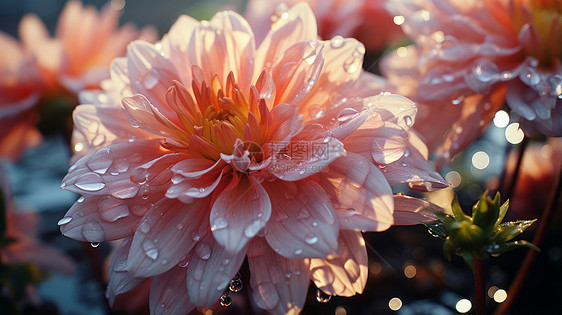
[474,256,486,315]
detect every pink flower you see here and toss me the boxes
[60,5,445,314]
[245,0,404,51]
[19,0,156,93]
[382,0,562,165]
[0,171,74,275]
[0,1,155,161]
[0,33,42,160]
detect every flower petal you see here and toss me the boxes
[149,266,195,315]
[127,197,210,277]
[248,237,310,315]
[106,238,147,307]
[186,232,247,306]
[393,194,442,225]
[210,175,271,253]
[310,230,368,296]
[264,180,339,258]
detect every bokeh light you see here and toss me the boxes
[505,123,524,144]
[404,264,417,278]
[472,151,490,170]
[393,15,405,25]
[493,110,510,128]
[493,289,508,303]
[445,170,462,188]
[455,299,472,313]
[389,297,403,311]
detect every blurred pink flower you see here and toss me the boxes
[383,0,562,166]
[245,0,404,51]
[0,1,155,161]
[0,171,74,275]
[59,5,445,314]
[504,138,562,219]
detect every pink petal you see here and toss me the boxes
[171,157,225,178]
[127,197,210,277]
[210,175,271,253]
[310,230,368,296]
[187,11,255,89]
[149,266,195,315]
[255,2,318,73]
[126,40,179,114]
[121,94,186,141]
[186,232,247,306]
[393,194,443,225]
[59,196,141,242]
[247,237,310,314]
[106,238,147,307]
[270,137,345,181]
[263,179,339,258]
[266,103,303,143]
[324,153,394,231]
[160,15,199,84]
[271,40,325,106]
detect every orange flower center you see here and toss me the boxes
[512,0,562,68]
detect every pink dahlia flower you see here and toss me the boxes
[0,32,42,160]
[0,1,155,161]
[0,171,74,275]
[60,4,445,314]
[383,0,562,165]
[245,0,404,51]
[19,0,156,93]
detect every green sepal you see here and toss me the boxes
[493,219,537,242]
[451,196,469,221]
[472,191,500,232]
[485,240,540,255]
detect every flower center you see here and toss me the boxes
[512,0,562,68]
[165,67,270,163]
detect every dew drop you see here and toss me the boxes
[86,147,113,174]
[57,217,72,226]
[211,217,228,231]
[520,68,540,86]
[138,221,150,234]
[191,233,201,242]
[142,69,159,89]
[337,107,359,122]
[284,192,296,200]
[220,293,232,307]
[178,256,189,267]
[244,220,264,238]
[75,173,106,192]
[142,239,158,260]
[451,95,464,105]
[304,53,318,65]
[403,115,413,126]
[196,243,211,260]
[176,224,184,231]
[91,242,100,248]
[305,233,319,244]
[316,289,332,303]
[294,249,303,255]
[330,35,344,48]
[82,219,104,242]
[229,279,243,293]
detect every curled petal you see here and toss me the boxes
[149,266,195,315]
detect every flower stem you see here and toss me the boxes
[494,161,562,315]
[473,256,486,315]
[502,137,528,201]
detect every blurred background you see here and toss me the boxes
[0,0,561,314]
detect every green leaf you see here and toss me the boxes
[451,196,469,221]
[485,240,540,254]
[495,199,510,227]
[493,219,537,242]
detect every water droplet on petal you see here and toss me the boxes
[57,217,72,225]
[305,233,318,244]
[244,220,264,238]
[75,173,106,192]
[77,196,85,203]
[294,249,303,255]
[330,35,344,48]
[138,221,150,234]
[178,256,189,267]
[196,243,211,260]
[316,289,332,303]
[86,147,113,174]
[403,115,413,126]
[211,217,228,231]
[91,242,100,248]
[142,239,158,260]
[229,279,243,293]
[82,219,104,242]
[142,69,159,89]
[520,67,540,86]
[220,293,232,307]
[337,107,359,122]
